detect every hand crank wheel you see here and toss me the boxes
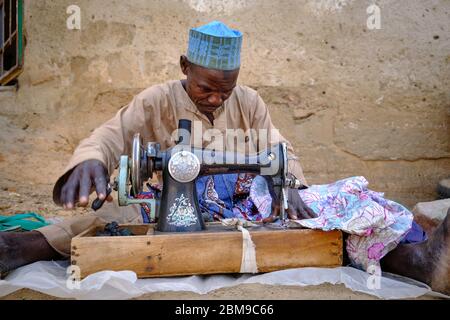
[131,133,143,195]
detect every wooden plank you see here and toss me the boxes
[252,229,342,272]
[72,224,343,278]
[0,65,21,85]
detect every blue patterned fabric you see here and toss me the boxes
[400,221,427,244]
[195,173,270,221]
[187,21,242,70]
[196,174,238,220]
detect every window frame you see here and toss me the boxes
[0,0,23,85]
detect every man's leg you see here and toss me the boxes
[0,231,60,278]
[0,201,142,277]
[381,209,449,294]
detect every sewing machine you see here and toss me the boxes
[109,119,303,232]
[79,119,343,279]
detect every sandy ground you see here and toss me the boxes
[0,117,444,301]
[1,283,442,300]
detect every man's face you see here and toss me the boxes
[180,55,240,115]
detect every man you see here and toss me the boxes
[0,21,448,294]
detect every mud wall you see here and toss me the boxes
[0,0,449,207]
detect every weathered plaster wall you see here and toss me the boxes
[0,0,449,207]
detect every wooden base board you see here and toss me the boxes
[71,223,343,278]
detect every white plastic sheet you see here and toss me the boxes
[1,261,447,300]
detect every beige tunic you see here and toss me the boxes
[53,80,307,204]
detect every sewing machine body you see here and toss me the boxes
[115,120,302,232]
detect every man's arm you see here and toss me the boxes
[250,92,308,187]
[249,91,315,221]
[53,94,148,207]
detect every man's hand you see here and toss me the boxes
[263,188,316,223]
[60,159,113,209]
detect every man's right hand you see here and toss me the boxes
[60,159,112,209]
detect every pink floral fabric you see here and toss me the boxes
[294,176,413,270]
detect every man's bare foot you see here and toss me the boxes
[0,231,61,278]
[381,210,449,294]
